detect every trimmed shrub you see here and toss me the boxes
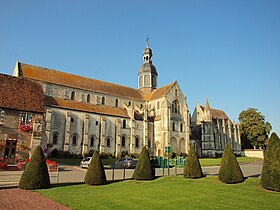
[183,147,203,179]
[218,144,244,184]
[261,132,280,191]
[19,145,50,190]
[132,146,154,180]
[84,151,107,185]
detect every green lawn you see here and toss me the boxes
[35,176,279,210]
[199,157,262,167]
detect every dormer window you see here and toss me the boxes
[115,99,119,107]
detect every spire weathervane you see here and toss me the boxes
[146,35,150,48]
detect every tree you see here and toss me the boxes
[183,147,203,179]
[218,144,244,184]
[239,108,272,149]
[132,146,154,180]
[84,151,107,185]
[261,132,280,191]
[19,145,50,190]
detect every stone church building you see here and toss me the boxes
[12,41,191,157]
[190,99,241,157]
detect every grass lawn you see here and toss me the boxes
[35,176,279,210]
[199,157,262,167]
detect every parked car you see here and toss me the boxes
[114,158,137,169]
[80,157,92,168]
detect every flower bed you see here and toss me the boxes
[0,161,8,170]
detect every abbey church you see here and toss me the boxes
[0,41,241,162]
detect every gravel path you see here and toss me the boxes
[0,188,70,210]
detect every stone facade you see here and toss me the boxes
[12,42,191,157]
[190,99,241,157]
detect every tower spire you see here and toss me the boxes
[205,97,210,111]
[146,35,150,48]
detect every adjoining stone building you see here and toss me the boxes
[0,74,44,163]
[12,41,191,157]
[190,99,241,157]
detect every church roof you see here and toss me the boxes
[45,96,129,118]
[145,81,176,101]
[17,62,144,101]
[16,62,175,102]
[200,105,230,121]
[0,74,44,113]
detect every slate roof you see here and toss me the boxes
[0,73,44,113]
[45,96,129,118]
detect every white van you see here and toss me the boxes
[80,157,92,168]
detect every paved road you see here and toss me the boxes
[0,161,263,188]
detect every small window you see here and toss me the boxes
[106,137,111,147]
[180,123,183,132]
[121,136,126,147]
[123,119,126,128]
[90,136,94,147]
[71,117,74,123]
[157,101,160,109]
[72,135,77,145]
[87,94,91,103]
[53,133,58,145]
[128,101,131,106]
[102,96,105,105]
[140,104,143,109]
[175,89,178,96]
[20,112,33,125]
[71,91,75,100]
[173,122,175,131]
[115,99,119,107]
[135,137,139,148]
[96,121,98,125]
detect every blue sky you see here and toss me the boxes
[0,0,279,135]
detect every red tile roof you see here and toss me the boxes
[145,81,176,101]
[0,74,44,113]
[18,62,144,101]
[45,96,129,118]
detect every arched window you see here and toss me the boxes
[173,122,175,131]
[135,137,139,148]
[53,132,58,145]
[90,136,94,147]
[72,135,77,146]
[128,101,131,106]
[144,75,150,86]
[140,104,143,109]
[175,89,178,96]
[172,100,180,114]
[71,91,75,100]
[87,94,90,103]
[139,76,143,87]
[123,119,126,128]
[180,123,183,132]
[157,101,160,109]
[121,136,126,147]
[115,99,119,107]
[106,137,111,147]
[101,96,105,105]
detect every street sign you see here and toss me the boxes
[165,146,172,153]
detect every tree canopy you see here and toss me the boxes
[239,108,272,149]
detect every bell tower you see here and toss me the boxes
[138,37,158,94]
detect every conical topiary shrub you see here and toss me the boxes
[19,145,50,190]
[261,132,280,191]
[183,147,203,179]
[132,146,154,180]
[84,151,107,185]
[218,144,244,184]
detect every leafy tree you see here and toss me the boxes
[239,108,272,149]
[183,147,203,179]
[19,145,50,190]
[84,151,107,185]
[261,133,280,191]
[218,144,244,184]
[132,146,154,180]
